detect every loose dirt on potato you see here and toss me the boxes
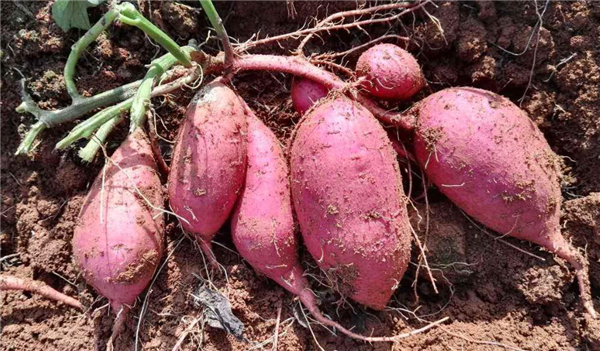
[1,1,599,351]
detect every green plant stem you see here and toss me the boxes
[129,46,194,131]
[64,2,191,102]
[15,79,141,155]
[16,2,196,155]
[15,121,46,155]
[64,8,120,101]
[118,3,191,67]
[198,0,233,68]
[78,116,123,162]
[56,100,132,150]
[55,65,202,150]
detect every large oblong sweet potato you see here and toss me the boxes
[412,87,596,318]
[168,80,248,265]
[290,97,411,310]
[73,128,164,313]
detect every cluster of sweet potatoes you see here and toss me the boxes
[55,42,597,343]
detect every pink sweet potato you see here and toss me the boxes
[291,77,329,115]
[73,128,164,313]
[232,112,429,342]
[412,87,596,318]
[356,43,424,100]
[168,80,247,265]
[290,97,411,310]
[230,114,297,287]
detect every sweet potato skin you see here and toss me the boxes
[168,81,248,252]
[73,129,164,311]
[356,44,424,100]
[413,87,562,248]
[291,77,329,115]
[290,97,411,310]
[413,87,597,318]
[230,113,301,290]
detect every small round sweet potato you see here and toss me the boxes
[291,77,329,115]
[168,80,248,265]
[290,97,411,310]
[356,43,424,100]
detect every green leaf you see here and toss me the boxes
[52,0,105,32]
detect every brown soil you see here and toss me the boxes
[1,1,599,350]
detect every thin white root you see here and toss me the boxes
[460,211,546,261]
[298,1,424,54]
[300,289,449,343]
[135,235,186,351]
[107,306,129,351]
[240,1,431,51]
[272,301,283,351]
[171,317,201,351]
[410,225,439,294]
[441,327,528,351]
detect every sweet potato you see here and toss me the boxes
[230,114,297,287]
[291,77,329,114]
[168,80,248,266]
[233,112,433,342]
[290,97,411,310]
[356,43,424,100]
[73,128,164,314]
[412,87,596,318]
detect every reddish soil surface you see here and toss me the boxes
[1,1,599,350]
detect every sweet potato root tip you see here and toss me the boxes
[552,238,597,319]
[106,306,130,351]
[298,289,448,342]
[198,239,220,270]
[0,274,83,310]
